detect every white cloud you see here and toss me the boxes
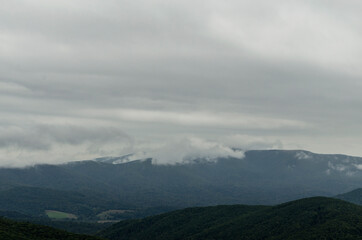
[0,124,133,167]
[354,164,362,170]
[295,151,312,160]
[208,0,362,76]
[219,134,283,150]
[86,108,308,130]
[328,162,347,172]
[0,81,31,94]
[146,137,244,165]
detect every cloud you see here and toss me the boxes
[85,108,308,130]
[0,81,31,95]
[208,1,362,76]
[1,0,362,166]
[219,134,284,150]
[0,124,130,150]
[295,151,312,160]
[146,137,244,165]
[354,164,362,170]
[0,124,133,167]
[327,160,360,177]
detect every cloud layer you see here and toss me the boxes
[1,0,362,166]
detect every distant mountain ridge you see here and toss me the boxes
[335,188,362,205]
[2,150,362,225]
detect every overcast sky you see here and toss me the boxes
[1,0,362,166]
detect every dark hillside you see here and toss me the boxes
[0,217,103,240]
[99,197,362,240]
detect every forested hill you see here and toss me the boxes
[99,197,362,240]
[0,217,103,240]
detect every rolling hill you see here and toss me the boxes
[0,216,103,240]
[99,197,362,240]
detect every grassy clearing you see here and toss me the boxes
[45,210,77,219]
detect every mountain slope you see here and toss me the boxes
[0,186,169,234]
[99,197,362,240]
[2,150,362,219]
[0,186,112,218]
[0,217,103,240]
[335,188,362,205]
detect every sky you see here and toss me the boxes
[1,0,362,166]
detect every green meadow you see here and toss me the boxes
[45,210,77,220]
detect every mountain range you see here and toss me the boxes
[2,149,362,232]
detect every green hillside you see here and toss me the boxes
[0,210,112,235]
[0,186,118,218]
[0,217,103,240]
[0,186,171,221]
[99,197,362,240]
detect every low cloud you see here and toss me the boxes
[219,134,284,150]
[0,124,131,150]
[87,108,308,130]
[354,164,362,170]
[146,137,244,165]
[295,151,312,160]
[0,124,132,167]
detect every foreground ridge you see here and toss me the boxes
[99,197,362,240]
[0,217,103,240]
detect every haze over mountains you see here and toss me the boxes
[2,149,362,223]
[2,149,362,238]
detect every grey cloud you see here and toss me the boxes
[0,126,50,150]
[1,0,362,165]
[0,124,131,151]
[219,134,284,151]
[147,137,245,165]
